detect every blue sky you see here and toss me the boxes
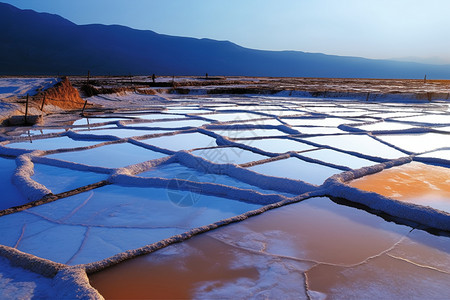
[4,0,450,64]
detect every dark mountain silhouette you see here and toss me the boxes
[1,2,450,78]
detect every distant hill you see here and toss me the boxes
[1,2,450,78]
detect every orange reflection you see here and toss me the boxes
[88,197,410,299]
[89,235,259,299]
[349,162,450,212]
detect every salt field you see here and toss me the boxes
[1,78,450,299]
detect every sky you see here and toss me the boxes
[3,0,450,64]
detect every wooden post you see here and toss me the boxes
[25,94,29,123]
[365,92,370,101]
[40,95,46,111]
[87,70,90,84]
[424,74,427,83]
[81,100,88,115]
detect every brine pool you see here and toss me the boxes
[0,95,449,299]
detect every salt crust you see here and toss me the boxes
[0,245,103,299]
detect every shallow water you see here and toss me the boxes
[74,128,171,139]
[203,112,263,122]
[6,136,102,151]
[191,147,267,164]
[142,132,217,151]
[0,157,27,210]
[293,126,344,135]
[248,157,342,185]
[417,149,450,161]
[236,118,284,126]
[396,114,450,124]
[307,253,450,299]
[366,112,420,119]
[73,118,128,126]
[47,142,167,168]
[125,119,209,128]
[355,121,415,131]
[253,109,294,116]
[300,148,376,169]
[304,134,406,159]
[139,163,288,196]
[211,128,286,139]
[90,197,441,299]
[0,185,260,264]
[280,117,359,127]
[119,113,184,120]
[17,128,67,137]
[349,161,450,213]
[376,133,450,153]
[166,109,212,114]
[32,164,108,194]
[236,138,316,154]
[89,235,260,299]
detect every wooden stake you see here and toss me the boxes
[365,92,370,101]
[25,94,29,123]
[81,100,88,115]
[40,95,46,111]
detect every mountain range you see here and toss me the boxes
[1,2,450,79]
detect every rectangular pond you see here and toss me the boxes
[138,163,291,196]
[300,148,376,169]
[349,161,450,213]
[190,147,268,164]
[74,128,172,139]
[236,138,316,154]
[202,112,264,122]
[248,157,342,185]
[376,133,450,154]
[72,118,129,126]
[280,117,360,127]
[6,136,103,151]
[354,121,415,132]
[142,132,217,151]
[32,163,108,194]
[0,184,261,265]
[293,126,344,135]
[303,134,406,159]
[46,142,167,168]
[211,128,287,139]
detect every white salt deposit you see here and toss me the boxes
[0,81,449,298]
